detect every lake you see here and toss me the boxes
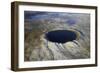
[45,30,77,43]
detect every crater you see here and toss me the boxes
[45,30,78,43]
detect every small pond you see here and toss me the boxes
[45,30,77,43]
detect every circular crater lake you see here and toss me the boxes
[45,30,77,43]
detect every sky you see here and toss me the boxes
[24,11,81,26]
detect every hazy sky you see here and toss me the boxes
[24,11,88,25]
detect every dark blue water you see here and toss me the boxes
[45,30,77,43]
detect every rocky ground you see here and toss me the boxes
[24,11,90,61]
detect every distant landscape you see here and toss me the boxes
[24,11,90,61]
